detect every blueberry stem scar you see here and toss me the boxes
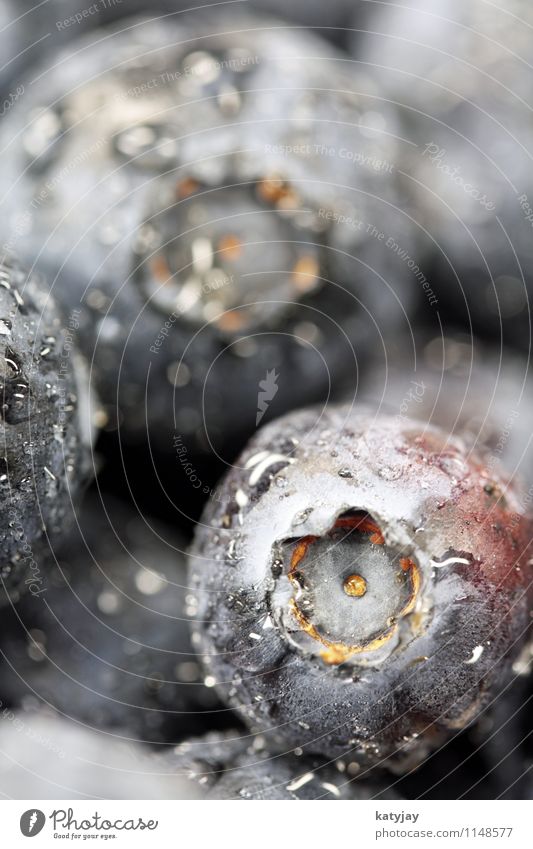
[287,512,420,665]
[343,574,367,597]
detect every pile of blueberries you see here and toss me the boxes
[0,0,532,800]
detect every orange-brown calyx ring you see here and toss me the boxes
[284,511,421,666]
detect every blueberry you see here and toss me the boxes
[351,0,533,349]
[0,493,237,744]
[164,732,401,799]
[0,11,415,460]
[0,257,94,601]
[189,404,533,766]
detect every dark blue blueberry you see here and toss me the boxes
[189,404,533,767]
[0,11,414,463]
[0,493,236,744]
[0,257,94,601]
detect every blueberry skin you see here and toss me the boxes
[0,493,235,744]
[0,12,414,458]
[163,731,400,799]
[359,332,533,487]
[351,0,533,349]
[0,257,94,601]
[189,405,533,767]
